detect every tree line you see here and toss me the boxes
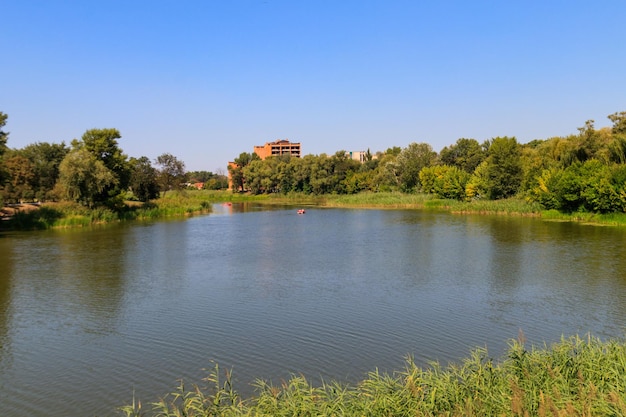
[3,110,626,214]
[0,113,228,207]
[228,111,626,213]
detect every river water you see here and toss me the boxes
[1,204,625,416]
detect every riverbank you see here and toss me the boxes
[3,190,626,230]
[118,335,626,417]
[0,192,214,230]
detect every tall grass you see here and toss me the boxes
[2,192,214,230]
[322,191,434,208]
[446,197,544,216]
[116,335,626,417]
[541,209,626,226]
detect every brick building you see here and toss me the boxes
[253,139,301,159]
[228,139,301,190]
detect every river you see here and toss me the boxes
[1,204,625,416]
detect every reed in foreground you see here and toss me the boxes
[117,335,626,417]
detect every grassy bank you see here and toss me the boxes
[2,192,214,230]
[117,335,626,417]
[303,192,626,226]
[4,190,626,230]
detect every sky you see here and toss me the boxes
[2,1,626,172]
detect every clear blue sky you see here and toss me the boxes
[2,1,625,172]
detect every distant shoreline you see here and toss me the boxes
[3,190,626,230]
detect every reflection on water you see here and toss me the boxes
[1,207,626,417]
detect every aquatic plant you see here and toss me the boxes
[117,335,626,417]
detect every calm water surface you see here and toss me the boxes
[1,204,626,416]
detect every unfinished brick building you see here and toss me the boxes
[253,139,301,159]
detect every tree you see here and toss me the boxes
[371,149,401,192]
[155,153,186,194]
[465,160,490,200]
[605,111,626,165]
[396,142,437,191]
[573,120,602,163]
[204,175,229,190]
[18,141,69,201]
[228,152,260,192]
[0,112,8,157]
[484,137,523,199]
[73,128,130,203]
[0,154,35,203]
[187,171,215,183]
[608,111,626,135]
[57,149,117,207]
[0,112,9,203]
[419,165,470,200]
[439,138,486,173]
[129,156,160,202]
[608,135,626,164]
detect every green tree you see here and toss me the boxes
[0,112,9,204]
[274,157,295,193]
[18,141,69,201]
[420,165,470,200]
[532,160,626,213]
[204,175,229,190]
[608,135,626,164]
[228,152,260,192]
[57,148,117,207]
[243,159,269,194]
[327,151,361,194]
[0,154,35,203]
[72,128,129,203]
[579,160,625,213]
[309,154,333,194]
[601,111,626,165]
[0,112,8,156]
[439,138,486,173]
[155,153,186,194]
[485,136,523,199]
[187,171,215,183]
[528,167,564,210]
[290,155,314,193]
[372,149,400,192]
[608,111,626,135]
[396,142,437,192]
[465,160,490,200]
[343,170,376,193]
[573,120,602,163]
[129,156,160,202]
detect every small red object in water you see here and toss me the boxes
[297,209,306,214]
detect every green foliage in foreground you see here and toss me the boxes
[117,335,626,417]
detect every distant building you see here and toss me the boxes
[254,139,301,159]
[346,151,367,163]
[228,140,302,190]
[227,161,239,190]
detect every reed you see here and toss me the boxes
[322,191,434,208]
[447,197,544,216]
[116,335,626,417]
[540,209,626,226]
